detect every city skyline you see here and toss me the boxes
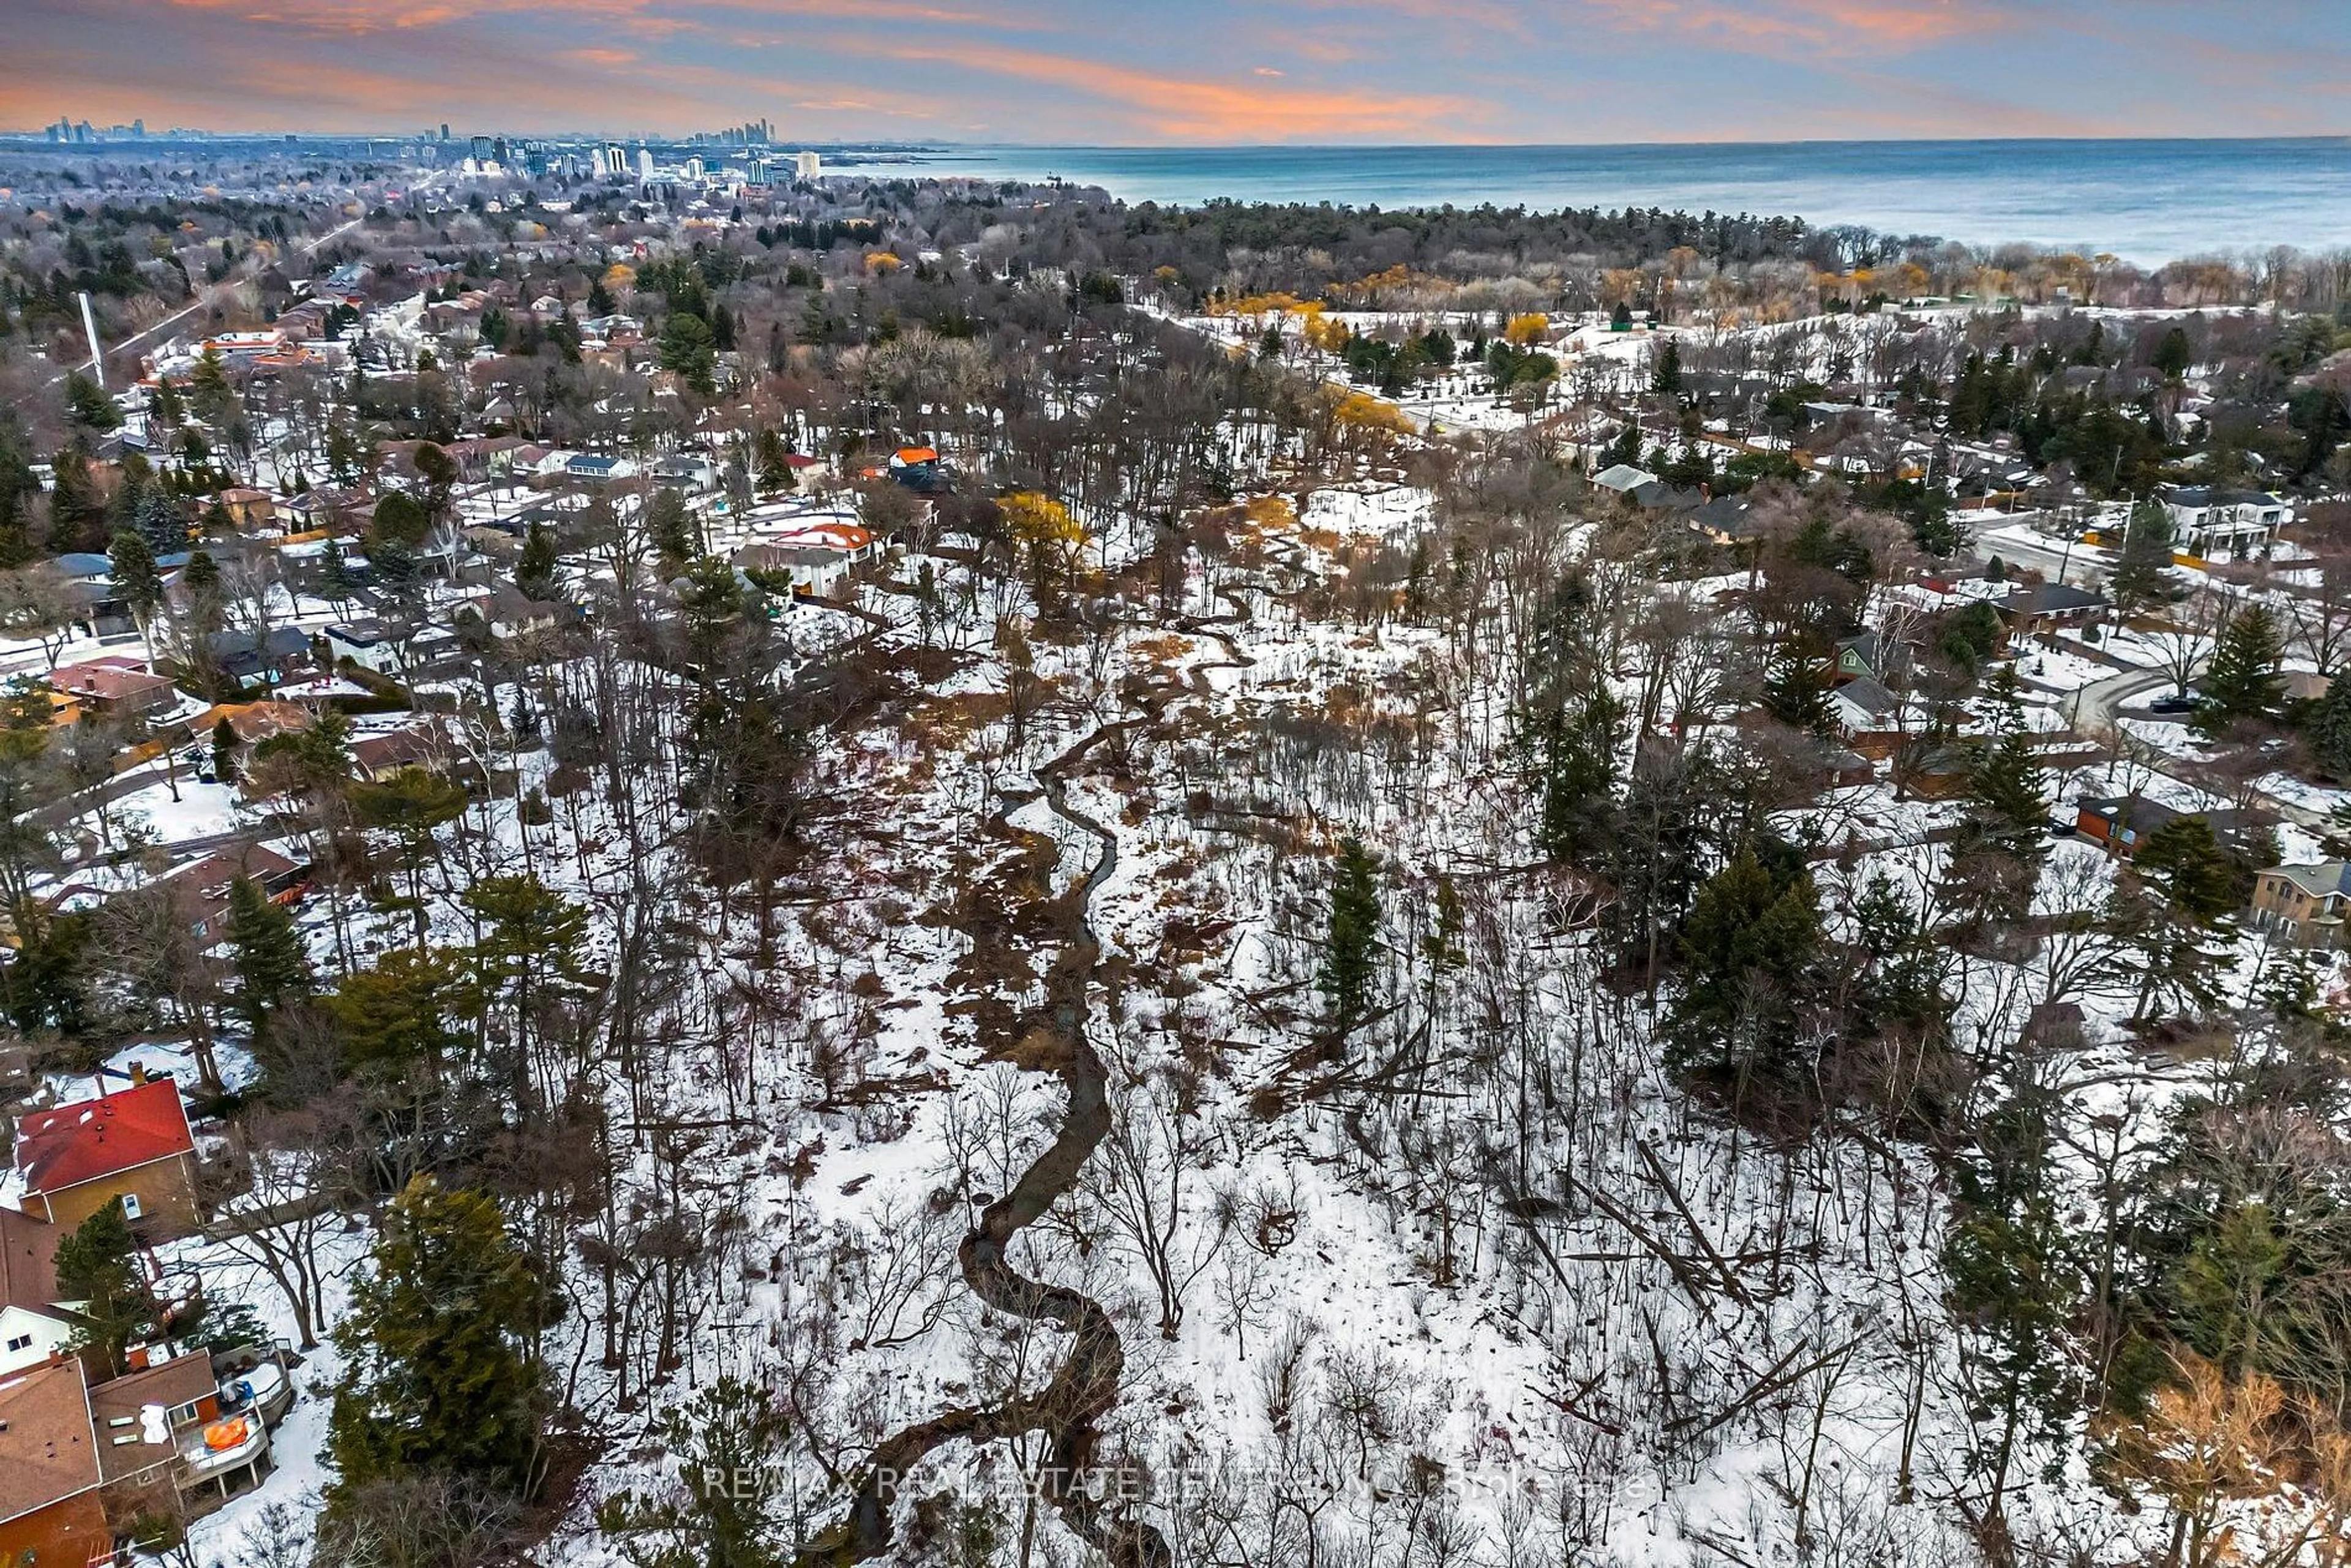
[4,0,2347,146]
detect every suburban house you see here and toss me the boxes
[733,542,846,599]
[2248,861,2351,948]
[51,658,179,722]
[2160,486,2289,560]
[1829,675,1904,743]
[157,843,306,946]
[1689,493,1762,546]
[650,452,719,490]
[207,627,313,688]
[1897,741,1980,801]
[563,452,632,483]
[1997,582,2109,639]
[1590,463,1657,498]
[15,1079,201,1240]
[351,722,464,783]
[466,587,568,640]
[2075,795,2177,858]
[0,1296,78,1379]
[279,486,364,535]
[1833,631,1883,683]
[0,1363,110,1568]
[2075,797,2273,861]
[0,1207,71,1378]
[89,1348,270,1506]
[199,331,285,366]
[887,447,953,495]
[324,620,403,675]
[214,488,276,531]
[767,518,880,565]
[192,700,315,753]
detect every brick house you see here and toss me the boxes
[0,1362,111,1568]
[51,659,180,723]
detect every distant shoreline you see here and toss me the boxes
[5,134,2346,263]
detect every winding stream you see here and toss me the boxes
[793,600,1258,1567]
[794,713,1168,1567]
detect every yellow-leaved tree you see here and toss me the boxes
[2107,1350,2351,1568]
[1302,313,1352,353]
[998,491,1089,601]
[1329,389,1415,437]
[1503,313,1551,347]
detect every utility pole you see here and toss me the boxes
[77,291,104,388]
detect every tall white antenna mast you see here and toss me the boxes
[77,291,104,389]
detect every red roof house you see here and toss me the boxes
[15,1080,201,1240]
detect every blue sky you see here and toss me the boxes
[6,0,2347,143]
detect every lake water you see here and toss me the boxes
[860,140,2351,264]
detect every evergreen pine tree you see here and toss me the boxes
[320,539,358,609]
[2153,325,2193,381]
[2119,816,2242,1018]
[2110,499,2180,612]
[1600,421,1642,471]
[47,449,108,555]
[132,482,186,557]
[53,1204,149,1378]
[1668,847,1827,1086]
[227,874,311,1034]
[2303,673,2351,779]
[1969,670,2049,853]
[516,522,558,600]
[107,528,162,618]
[1762,653,1832,735]
[65,373,121,433]
[1534,687,1623,865]
[182,548,220,595]
[645,489,697,567]
[371,490,429,548]
[596,1378,792,1568]
[1651,338,1683,395]
[327,1177,549,1500]
[1319,838,1381,1034]
[2196,602,2284,735]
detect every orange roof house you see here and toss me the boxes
[15,1080,201,1241]
[188,700,313,748]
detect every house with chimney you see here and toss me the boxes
[89,1348,270,1507]
[50,658,180,725]
[15,1079,201,1242]
[0,1362,111,1568]
[154,843,306,947]
[0,1207,76,1379]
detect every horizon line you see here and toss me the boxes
[2,130,2348,151]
